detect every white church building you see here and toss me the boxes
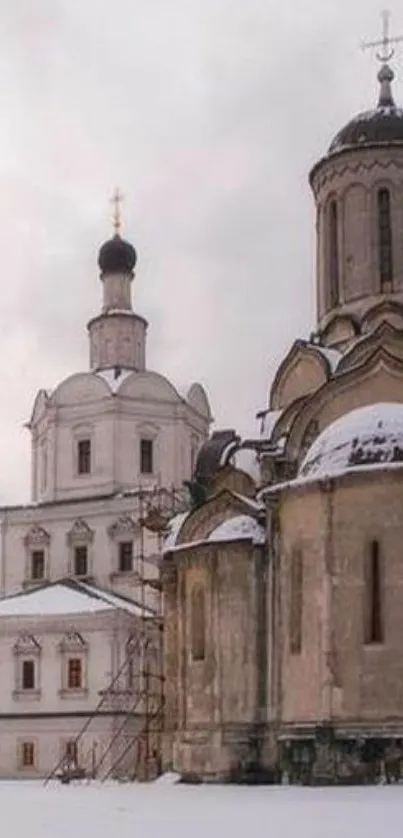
[0,213,212,779]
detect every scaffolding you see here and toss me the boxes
[44,484,187,786]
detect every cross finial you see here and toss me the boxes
[362,10,403,64]
[110,187,124,235]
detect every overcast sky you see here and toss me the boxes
[0,1,401,502]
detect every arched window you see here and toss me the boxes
[378,188,393,289]
[191,586,205,661]
[328,199,339,308]
[365,540,383,645]
[290,549,303,655]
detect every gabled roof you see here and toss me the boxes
[163,488,265,554]
[0,579,154,618]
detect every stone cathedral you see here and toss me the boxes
[162,45,403,783]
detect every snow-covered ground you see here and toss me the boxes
[2,775,403,838]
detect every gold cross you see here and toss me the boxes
[110,187,124,235]
[362,10,403,63]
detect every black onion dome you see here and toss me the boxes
[98,234,137,274]
[329,64,403,155]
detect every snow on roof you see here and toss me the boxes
[300,402,403,481]
[0,581,148,618]
[233,448,260,482]
[166,513,266,554]
[163,512,189,552]
[96,368,133,393]
[209,514,265,545]
[77,581,155,616]
[231,492,265,512]
[313,345,341,373]
[260,410,282,441]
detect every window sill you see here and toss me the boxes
[58,688,88,699]
[109,570,140,581]
[13,689,41,701]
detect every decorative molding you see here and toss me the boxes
[108,514,138,540]
[24,524,50,548]
[312,155,403,196]
[58,632,88,653]
[66,518,94,546]
[13,634,41,657]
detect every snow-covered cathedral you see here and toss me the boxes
[0,214,212,779]
[6,16,403,788]
[162,33,403,784]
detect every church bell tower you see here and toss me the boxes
[87,190,148,371]
[310,12,403,347]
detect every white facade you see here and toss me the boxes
[0,581,157,779]
[0,225,212,778]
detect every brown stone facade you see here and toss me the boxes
[161,67,403,785]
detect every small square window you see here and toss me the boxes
[22,660,35,690]
[74,545,88,578]
[77,439,91,475]
[31,550,45,581]
[119,541,133,573]
[21,741,35,768]
[67,658,82,690]
[140,439,153,475]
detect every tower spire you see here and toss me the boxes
[110,187,124,236]
[362,11,403,107]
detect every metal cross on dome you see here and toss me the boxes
[110,187,124,235]
[362,10,403,63]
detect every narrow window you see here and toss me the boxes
[191,586,206,662]
[140,439,153,475]
[67,658,83,689]
[378,188,393,288]
[21,742,35,768]
[74,545,88,577]
[31,550,45,581]
[329,199,339,308]
[365,540,383,644]
[77,439,91,475]
[127,657,134,690]
[22,660,35,690]
[290,550,303,655]
[65,740,78,764]
[40,439,47,493]
[119,541,133,573]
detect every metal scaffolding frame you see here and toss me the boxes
[44,484,187,785]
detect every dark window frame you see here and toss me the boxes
[77,439,91,475]
[22,659,35,690]
[67,657,83,690]
[21,741,35,767]
[140,438,153,475]
[191,586,206,662]
[31,550,45,581]
[290,549,303,656]
[73,545,88,578]
[378,188,393,289]
[365,539,384,645]
[118,541,134,573]
[329,199,340,308]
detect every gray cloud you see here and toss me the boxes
[0,0,400,501]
